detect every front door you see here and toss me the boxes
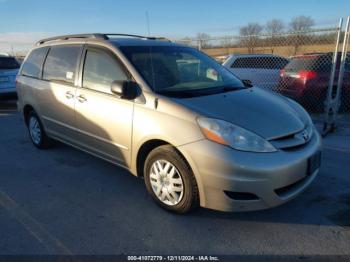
[74,46,134,167]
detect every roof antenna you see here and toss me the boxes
[145,11,151,36]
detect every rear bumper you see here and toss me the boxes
[177,129,322,212]
[0,87,16,95]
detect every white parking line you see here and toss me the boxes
[0,190,73,255]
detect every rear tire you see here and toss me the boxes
[144,145,199,214]
[27,111,52,149]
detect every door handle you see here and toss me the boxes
[65,91,74,99]
[77,94,87,103]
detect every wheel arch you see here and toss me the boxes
[23,104,35,125]
[136,139,170,178]
[135,138,205,207]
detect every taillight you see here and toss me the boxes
[298,70,317,81]
[280,69,285,77]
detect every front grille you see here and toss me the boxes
[269,126,313,150]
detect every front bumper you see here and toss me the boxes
[177,130,322,212]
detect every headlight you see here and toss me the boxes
[300,106,314,140]
[305,123,314,139]
[197,118,277,152]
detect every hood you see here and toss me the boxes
[173,87,307,140]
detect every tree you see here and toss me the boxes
[239,23,263,53]
[289,16,315,55]
[179,36,193,47]
[290,15,314,32]
[196,33,211,49]
[266,19,284,34]
[239,23,263,36]
[266,19,284,53]
[220,36,232,55]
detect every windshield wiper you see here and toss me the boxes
[157,85,245,98]
[221,86,243,93]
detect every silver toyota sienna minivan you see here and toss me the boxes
[16,34,322,213]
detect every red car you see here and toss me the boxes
[278,53,350,112]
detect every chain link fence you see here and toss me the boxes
[174,21,350,133]
[175,27,343,114]
[1,20,350,132]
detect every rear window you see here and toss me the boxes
[43,45,82,84]
[21,47,48,78]
[0,57,20,70]
[285,55,332,72]
[231,57,289,69]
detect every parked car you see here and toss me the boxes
[223,54,289,90]
[17,34,321,214]
[278,53,350,112]
[0,54,20,98]
[214,55,228,64]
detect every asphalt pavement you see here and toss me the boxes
[0,99,350,256]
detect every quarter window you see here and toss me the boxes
[43,45,82,84]
[21,47,48,78]
[231,57,289,69]
[82,49,128,93]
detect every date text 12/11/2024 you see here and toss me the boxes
[127,256,220,261]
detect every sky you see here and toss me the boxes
[1,0,350,53]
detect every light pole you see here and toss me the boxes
[145,11,151,36]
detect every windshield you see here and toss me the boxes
[120,46,245,97]
[0,57,20,70]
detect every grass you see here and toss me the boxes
[202,43,336,57]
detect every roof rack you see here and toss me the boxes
[36,33,171,45]
[104,33,170,41]
[36,34,107,45]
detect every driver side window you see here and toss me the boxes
[83,48,128,94]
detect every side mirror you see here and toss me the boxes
[242,79,253,87]
[111,80,139,100]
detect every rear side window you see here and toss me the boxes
[43,45,82,84]
[0,57,20,70]
[231,57,259,69]
[266,57,289,69]
[285,55,332,72]
[21,47,48,78]
[82,48,128,93]
[231,57,289,69]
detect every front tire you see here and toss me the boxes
[144,145,199,214]
[27,111,51,149]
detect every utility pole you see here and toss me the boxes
[145,11,151,36]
